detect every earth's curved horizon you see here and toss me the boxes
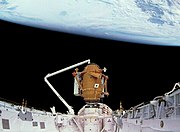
[0,0,180,46]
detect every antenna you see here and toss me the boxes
[44,59,90,115]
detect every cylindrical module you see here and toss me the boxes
[73,63,109,102]
[80,64,105,102]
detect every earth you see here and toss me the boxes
[0,0,180,46]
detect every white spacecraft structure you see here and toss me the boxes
[0,59,180,132]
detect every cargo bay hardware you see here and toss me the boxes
[0,59,179,132]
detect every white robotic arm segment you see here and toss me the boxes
[44,59,91,115]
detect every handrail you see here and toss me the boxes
[165,82,180,95]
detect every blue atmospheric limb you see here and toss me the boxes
[0,0,180,46]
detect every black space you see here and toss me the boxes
[0,20,179,114]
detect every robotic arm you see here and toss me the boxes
[44,59,90,114]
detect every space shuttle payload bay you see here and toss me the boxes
[0,59,179,132]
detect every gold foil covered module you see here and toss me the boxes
[72,63,109,102]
